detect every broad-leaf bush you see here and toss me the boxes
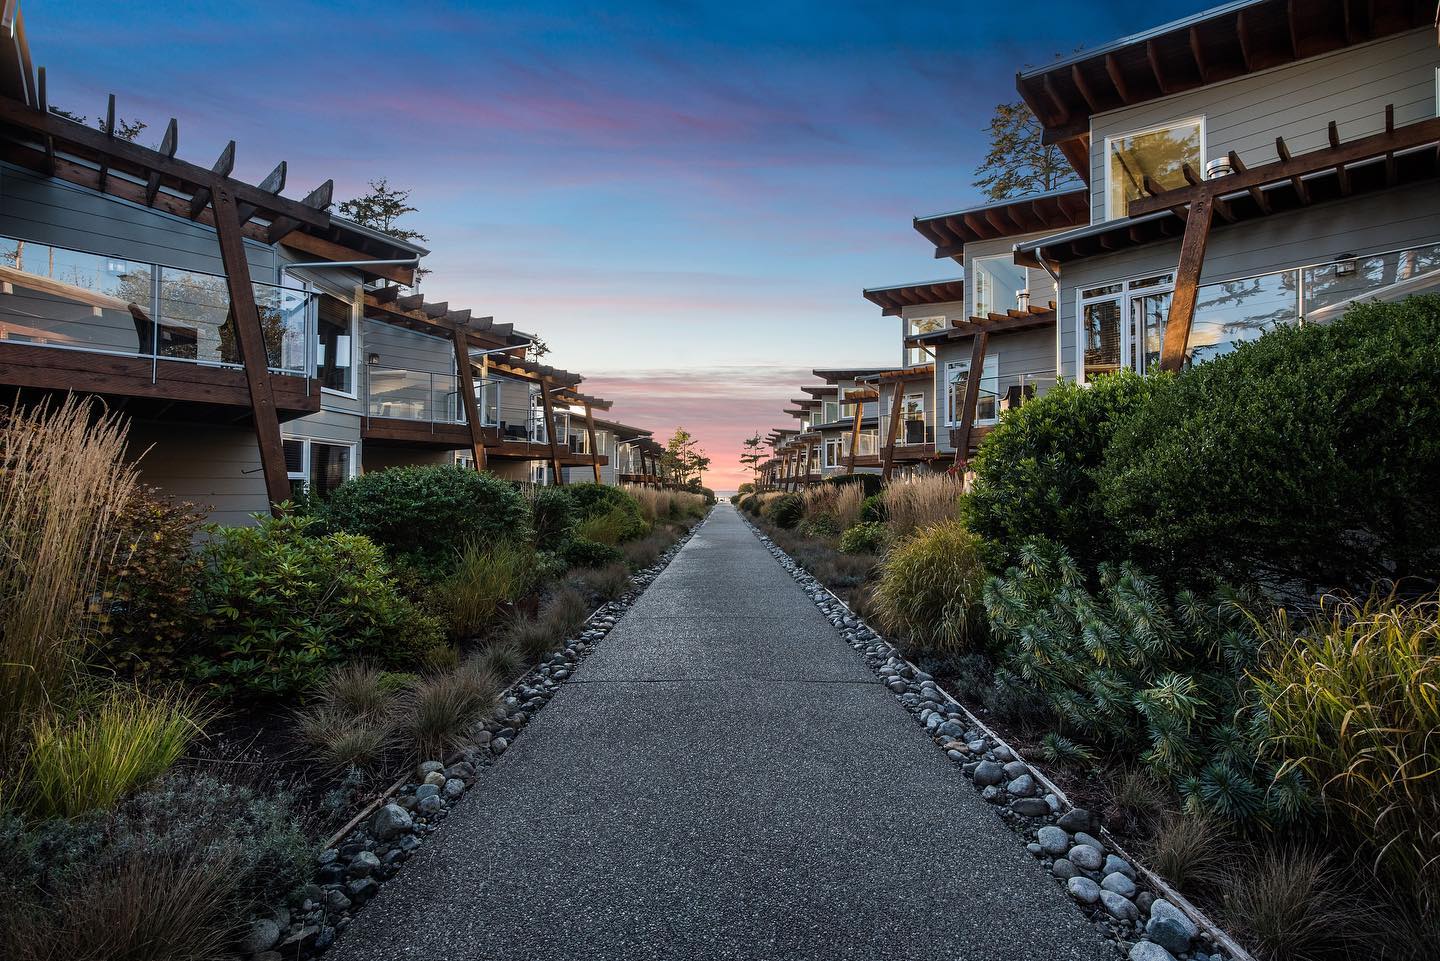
[871,520,988,655]
[561,537,624,570]
[983,537,1301,824]
[967,372,1156,571]
[527,485,577,545]
[190,514,446,697]
[320,465,531,572]
[1100,296,1440,591]
[839,522,888,556]
[1256,593,1440,896]
[559,483,648,542]
[94,488,206,682]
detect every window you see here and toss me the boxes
[1106,118,1204,219]
[821,399,841,424]
[1076,274,1175,381]
[315,293,354,394]
[905,316,944,367]
[901,392,926,445]
[945,355,999,427]
[824,436,845,467]
[283,438,354,499]
[972,254,1027,318]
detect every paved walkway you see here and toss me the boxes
[333,505,1110,961]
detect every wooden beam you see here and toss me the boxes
[1146,40,1170,95]
[538,376,565,485]
[97,93,114,193]
[211,182,289,513]
[1103,53,1132,104]
[36,67,55,176]
[236,160,286,225]
[146,117,178,207]
[187,139,235,219]
[845,395,863,474]
[1236,9,1257,70]
[1274,136,1311,204]
[1159,194,1215,373]
[585,402,601,484]
[279,230,415,286]
[1227,151,1271,213]
[1129,113,1440,217]
[1328,120,1352,194]
[1070,64,1100,112]
[952,330,990,468]
[451,319,487,472]
[1188,26,1212,83]
[881,380,903,482]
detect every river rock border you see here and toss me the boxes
[241,514,708,961]
[742,517,1250,961]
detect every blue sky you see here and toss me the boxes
[36,0,1200,487]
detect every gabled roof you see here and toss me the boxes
[912,188,1089,261]
[862,278,965,316]
[1017,0,1437,162]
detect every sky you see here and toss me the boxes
[37,0,1199,491]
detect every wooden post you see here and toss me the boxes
[451,322,487,472]
[1159,193,1215,373]
[584,401,601,484]
[800,442,812,488]
[538,377,565,485]
[845,392,864,474]
[953,329,990,469]
[212,183,289,513]
[881,380,904,482]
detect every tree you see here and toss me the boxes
[50,106,146,142]
[972,102,1081,201]
[661,428,710,485]
[337,179,428,245]
[525,336,550,364]
[738,432,764,487]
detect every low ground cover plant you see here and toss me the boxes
[839,521,888,556]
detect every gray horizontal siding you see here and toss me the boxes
[0,162,280,280]
[1089,28,1439,221]
[126,421,270,527]
[285,408,361,445]
[1057,179,1440,379]
[933,327,1056,452]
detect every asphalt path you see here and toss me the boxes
[331,504,1111,961]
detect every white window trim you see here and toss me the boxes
[317,292,360,400]
[905,315,945,368]
[970,253,1030,319]
[1103,116,1207,221]
[282,436,358,491]
[944,356,1000,427]
[1074,272,1177,381]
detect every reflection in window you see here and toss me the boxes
[1189,271,1298,366]
[0,238,155,354]
[1083,300,1121,381]
[906,316,943,366]
[1304,245,1440,317]
[316,294,353,393]
[1107,119,1203,219]
[973,255,1027,317]
[159,267,236,364]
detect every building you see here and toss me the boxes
[1009,0,1440,382]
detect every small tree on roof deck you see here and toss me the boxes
[973,102,1082,201]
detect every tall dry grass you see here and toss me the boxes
[0,397,138,758]
[624,485,707,523]
[881,473,965,538]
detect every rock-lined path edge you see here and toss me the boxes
[330,504,1112,961]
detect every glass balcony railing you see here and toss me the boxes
[365,366,462,423]
[0,235,310,376]
[475,377,555,445]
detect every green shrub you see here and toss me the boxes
[1256,594,1440,893]
[527,485,577,545]
[984,537,1301,824]
[505,586,589,662]
[871,520,987,655]
[764,493,804,529]
[822,473,883,497]
[22,687,210,819]
[0,771,312,961]
[569,562,631,602]
[859,493,886,524]
[473,641,524,680]
[839,522,888,555]
[442,540,537,637]
[561,538,623,569]
[400,661,499,760]
[967,371,1157,571]
[94,489,206,682]
[798,513,840,539]
[190,514,446,698]
[576,506,635,546]
[737,482,755,496]
[739,494,759,515]
[1101,296,1440,591]
[558,484,647,541]
[320,465,531,572]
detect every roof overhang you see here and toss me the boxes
[862,278,965,315]
[913,189,1089,261]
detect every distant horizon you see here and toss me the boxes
[37,0,1199,491]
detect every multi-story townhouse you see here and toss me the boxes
[0,22,622,523]
[808,368,885,478]
[1010,0,1440,383]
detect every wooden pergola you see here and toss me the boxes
[871,364,935,482]
[1123,106,1440,372]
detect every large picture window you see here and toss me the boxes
[905,316,944,367]
[283,437,355,499]
[1106,118,1204,220]
[972,255,1027,318]
[315,293,354,394]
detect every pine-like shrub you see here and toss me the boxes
[839,522,888,556]
[967,371,1157,571]
[1100,295,1440,591]
[764,493,804,530]
[871,520,987,655]
[190,514,447,698]
[320,465,531,573]
[983,537,1300,824]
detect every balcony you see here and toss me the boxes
[948,369,1058,451]
[362,366,470,448]
[0,235,317,421]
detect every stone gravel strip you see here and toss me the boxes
[742,516,1239,961]
[240,519,706,960]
